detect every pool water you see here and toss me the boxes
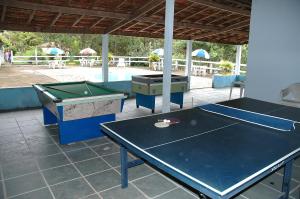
[92,71,155,82]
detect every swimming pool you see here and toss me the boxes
[92,70,158,82]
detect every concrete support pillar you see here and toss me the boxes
[102,34,109,82]
[235,45,242,75]
[162,0,175,113]
[185,40,193,90]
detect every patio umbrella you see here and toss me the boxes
[192,49,210,59]
[45,47,64,55]
[80,48,97,55]
[152,48,164,56]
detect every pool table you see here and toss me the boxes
[33,81,126,144]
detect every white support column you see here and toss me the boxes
[235,45,242,75]
[185,40,193,90]
[162,0,175,113]
[10,50,13,64]
[35,47,38,65]
[102,34,109,82]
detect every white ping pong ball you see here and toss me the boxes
[84,91,88,95]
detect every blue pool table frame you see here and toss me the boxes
[43,99,124,144]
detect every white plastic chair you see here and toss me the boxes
[80,58,87,67]
[281,83,300,104]
[117,58,126,67]
[229,81,245,99]
[88,59,95,67]
[48,60,60,69]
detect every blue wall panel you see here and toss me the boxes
[0,81,133,111]
[212,75,246,88]
[0,87,41,111]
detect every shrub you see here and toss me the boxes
[219,60,234,74]
[131,62,148,67]
[108,52,113,62]
[149,53,160,62]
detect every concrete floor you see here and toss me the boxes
[0,88,299,199]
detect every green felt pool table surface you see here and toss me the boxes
[36,81,120,100]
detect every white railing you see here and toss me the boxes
[10,54,247,75]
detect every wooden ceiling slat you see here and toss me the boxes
[179,6,210,22]
[138,23,157,32]
[174,3,194,16]
[104,0,164,34]
[194,18,249,40]
[90,17,105,29]
[0,0,128,19]
[27,10,36,24]
[206,13,233,25]
[51,13,62,26]
[116,0,128,10]
[1,5,6,22]
[0,0,252,44]
[72,15,85,27]
[189,0,250,16]
[196,10,223,23]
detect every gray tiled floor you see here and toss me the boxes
[0,88,299,199]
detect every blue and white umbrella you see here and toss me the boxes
[192,49,210,59]
[45,47,64,55]
[152,48,164,56]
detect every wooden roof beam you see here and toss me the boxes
[89,0,99,9]
[153,27,164,34]
[90,17,105,29]
[0,23,107,34]
[177,29,194,36]
[193,19,249,40]
[0,0,128,19]
[124,21,140,31]
[1,5,6,22]
[150,6,165,16]
[116,0,128,10]
[51,13,61,27]
[104,0,164,34]
[225,0,251,8]
[219,15,245,26]
[72,15,85,27]
[27,10,36,24]
[179,7,210,22]
[206,13,233,25]
[138,23,157,32]
[174,3,194,16]
[188,0,250,16]
[140,16,220,32]
[196,10,223,23]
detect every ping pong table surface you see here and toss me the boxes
[101,97,300,199]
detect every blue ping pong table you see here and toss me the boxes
[101,98,300,199]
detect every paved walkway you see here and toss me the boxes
[0,88,299,199]
[0,65,212,89]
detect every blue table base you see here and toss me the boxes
[136,92,184,113]
[42,106,116,144]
